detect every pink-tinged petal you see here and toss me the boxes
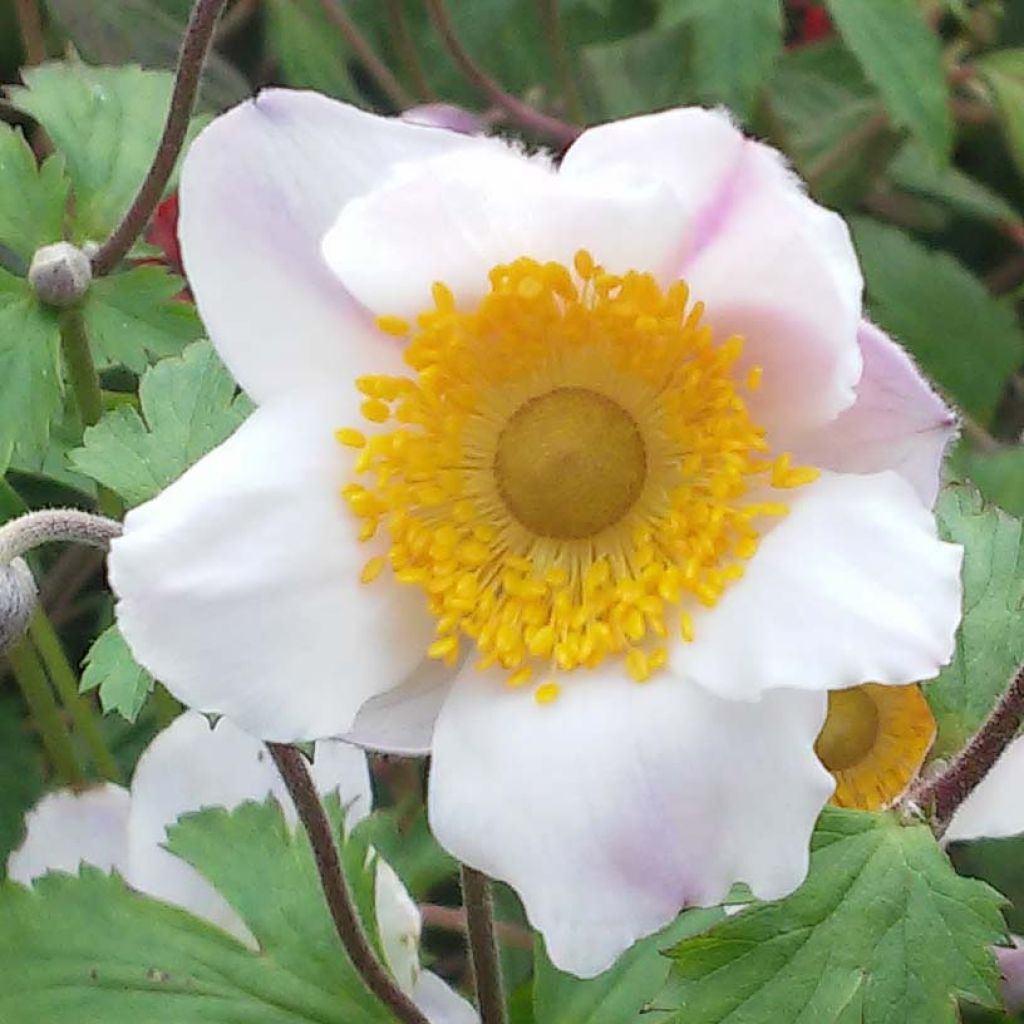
[7,786,131,884]
[945,736,1024,843]
[179,90,503,403]
[790,322,957,507]
[401,103,486,135]
[671,471,962,701]
[109,394,438,742]
[997,937,1024,1015]
[323,145,687,319]
[428,666,831,978]
[562,107,864,439]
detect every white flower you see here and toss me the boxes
[108,93,962,976]
[7,711,476,1024]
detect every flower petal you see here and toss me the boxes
[411,972,480,1024]
[562,107,864,437]
[323,144,688,318]
[945,736,1024,843]
[376,859,423,995]
[109,395,438,742]
[428,667,832,978]
[670,471,962,701]
[790,322,957,507]
[7,785,131,884]
[180,90,501,403]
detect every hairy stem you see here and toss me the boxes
[267,743,431,1024]
[0,508,121,567]
[425,0,580,147]
[460,865,508,1024]
[90,0,228,275]
[914,663,1024,835]
[537,0,583,123]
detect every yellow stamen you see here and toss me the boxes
[535,681,560,705]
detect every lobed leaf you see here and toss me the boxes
[80,623,155,723]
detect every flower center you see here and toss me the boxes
[339,251,819,701]
[815,688,880,771]
[494,387,646,540]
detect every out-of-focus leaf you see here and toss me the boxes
[69,340,251,507]
[80,624,155,723]
[977,49,1024,179]
[8,63,208,242]
[82,266,201,371]
[654,808,1007,1024]
[851,218,1024,424]
[926,486,1024,758]
[42,0,250,111]
[961,447,1024,519]
[0,270,62,464]
[0,697,44,881]
[824,0,952,160]
[0,124,68,269]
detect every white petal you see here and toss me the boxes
[945,736,1024,842]
[109,395,437,742]
[180,90,502,402]
[563,107,863,438]
[7,785,131,884]
[375,859,423,995]
[411,972,480,1024]
[671,471,962,701]
[790,322,957,507]
[428,667,832,978]
[323,144,688,318]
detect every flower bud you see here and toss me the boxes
[28,242,92,308]
[0,558,37,652]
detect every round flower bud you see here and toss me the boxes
[0,558,38,652]
[28,242,92,308]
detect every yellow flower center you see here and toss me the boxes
[339,251,818,701]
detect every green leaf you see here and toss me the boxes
[960,447,1024,520]
[925,486,1024,758]
[655,808,1008,1024]
[9,63,206,241]
[534,909,723,1024]
[82,265,202,371]
[69,340,252,506]
[824,0,952,160]
[0,697,44,880]
[0,269,62,463]
[0,800,396,1023]
[851,218,1024,424]
[80,623,155,723]
[0,124,69,269]
[977,50,1024,179]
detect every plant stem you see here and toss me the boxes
[6,637,85,786]
[460,865,508,1024]
[537,0,583,123]
[267,743,431,1024]
[91,0,229,275]
[14,0,47,65]
[27,609,122,783]
[914,663,1024,836]
[419,902,533,950]
[425,0,580,147]
[0,508,121,566]
[385,0,435,102]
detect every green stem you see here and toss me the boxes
[6,637,85,786]
[537,0,583,122]
[28,609,122,783]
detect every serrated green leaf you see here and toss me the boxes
[0,269,62,463]
[961,447,1024,519]
[9,63,207,242]
[0,697,44,880]
[824,0,952,160]
[978,50,1024,180]
[0,800,396,1023]
[80,623,155,722]
[82,265,201,371]
[533,908,723,1024]
[851,218,1024,423]
[69,340,251,506]
[926,486,1024,758]
[654,808,1008,1024]
[0,124,68,269]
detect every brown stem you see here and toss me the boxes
[424,0,579,147]
[266,743,431,1024]
[537,0,583,123]
[385,0,435,103]
[318,0,412,109]
[460,865,508,1024]
[90,0,229,275]
[419,903,533,950]
[14,0,47,65]
[914,663,1024,836]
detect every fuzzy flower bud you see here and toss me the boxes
[0,558,37,652]
[28,242,92,308]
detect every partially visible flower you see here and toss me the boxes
[147,193,184,277]
[7,711,476,1024]
[997,937,1024,1014]
[401,103,486,135]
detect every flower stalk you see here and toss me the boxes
[460,865,508,1024]
[537,0,583,123]
[0,509,122,568]
[266,743,431,1024]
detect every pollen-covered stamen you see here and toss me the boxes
[339,251,819,699]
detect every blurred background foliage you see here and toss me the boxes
[2,0,1024,1018]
